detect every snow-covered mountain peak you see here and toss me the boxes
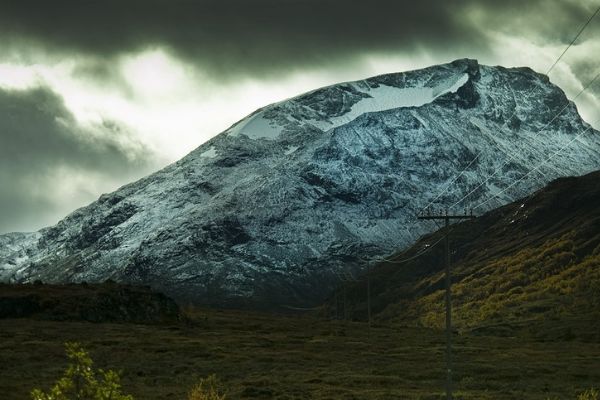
[228,58,477,141]
[1,59,599,308]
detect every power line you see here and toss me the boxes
[472,121,596,211]
[546,4,600,76]
[361,234,444,266]
[451,69,600,210]
[359,219,442,264]
[420,4,600,214]
[417,84,521,215]
[360,209,454,265]
[387,235,446,264]
[297,5,600,310]
[418,154,481,214]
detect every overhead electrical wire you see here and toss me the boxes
[339,3,600,275]
[472,121,597,211]
[418,3,600,216]
[353,117,596,282]
[451,69,600,210]
[545,4,600,76]
[387,234,446,265]
[379,68,599,268]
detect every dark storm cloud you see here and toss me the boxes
[0,86,157,233]
[2,0,594,80]
[568,58,600,85]
[0,0,597,234]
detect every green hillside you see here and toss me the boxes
[334,171,600,340]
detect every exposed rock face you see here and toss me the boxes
[1,59,599,308]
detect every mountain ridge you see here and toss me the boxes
[1,58,599,308]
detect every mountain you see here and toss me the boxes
[334,170,600,341]
[1,59,600,308]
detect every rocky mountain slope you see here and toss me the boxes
[335,170,600,341]
[1,59,600,308]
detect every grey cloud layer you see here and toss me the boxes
[0,86,158,233]
[1,0,596,80]
[0,0,597,233]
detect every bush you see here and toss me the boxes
[31,342,133,400]
[578,388,599,400]
[187,375,226,400]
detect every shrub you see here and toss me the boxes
[31,342,133,400]
[578,388,599,400]
[187,375,226,400]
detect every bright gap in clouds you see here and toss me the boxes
[0,48,385,162]
[0,45,598,165]
[0,49,474,160]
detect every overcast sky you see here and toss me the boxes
[0,0,599,233]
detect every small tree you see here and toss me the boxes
[31,342,133,400]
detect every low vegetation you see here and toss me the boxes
[575,389,599,400]
[407,231,600,338]
[2,307,599,399]
[31,342,133,400]
[335,173,600,344]
[30,343,226,400]
[29,340,598,400]
[187,375,226,400]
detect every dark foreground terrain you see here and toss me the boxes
[0,282,179,323]
[1,307,598,400]
[2,172,600,399]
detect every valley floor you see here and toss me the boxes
[1,309,598,400]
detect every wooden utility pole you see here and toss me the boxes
[342,283,348,321]
[418,208,474,400]
[367,268,371,332]
[331,284,340,321]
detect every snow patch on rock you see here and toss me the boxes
[284,145,300,155]
[228,112,283,140]
[314,73,469,131]
[200,146,218,158]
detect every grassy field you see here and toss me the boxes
[1,308,598,400]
